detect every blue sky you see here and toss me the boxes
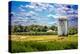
[9,1,78,26]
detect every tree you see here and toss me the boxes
[68,27,77,35]
[50,25,57,31]
[12,25,23,32]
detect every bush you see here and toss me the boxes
[68,27,78,35]
[12,32,57,35]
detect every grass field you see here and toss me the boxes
[9,34,78,53]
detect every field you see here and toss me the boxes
[9,34,78,53]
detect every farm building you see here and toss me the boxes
[58,16,68,36]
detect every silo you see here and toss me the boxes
[58,16,68,36]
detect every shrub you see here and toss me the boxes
[9,40,78,53]
[12,32,57,35]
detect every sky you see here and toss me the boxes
[9,1,78,26]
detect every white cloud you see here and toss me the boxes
[19,6,26,11]
[22,2,55,12]
[56,8,66,15]
[11,12,19,17]
[29,11,36,14]
[15,10,37,18]
[62,6,70,11]
[47,14,53,17]
[47,14,59,18]
[53,4,73,16]
[25,5,35,9]
[53,4,64,8]
[67,14,78,18]
[26,11,37,17]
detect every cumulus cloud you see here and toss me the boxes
[18,6,26,11]
[25,5,35,9]
[47,14,59,19]
[20,2,55,12]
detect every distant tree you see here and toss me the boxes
[12,25,23,32]
[23,26,29,32]
[42,26,48,32]
[50,25,57,31]
[68,27,77,35]
[12,25,58,33]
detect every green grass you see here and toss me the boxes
[9,34,78,53]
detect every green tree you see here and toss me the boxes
[50,25,57,31]
[13,25,23,32]
[68,27,77,35]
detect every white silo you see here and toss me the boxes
[58,16,68,36]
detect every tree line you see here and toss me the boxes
[11,24,77,35]
[11,25,57,33]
